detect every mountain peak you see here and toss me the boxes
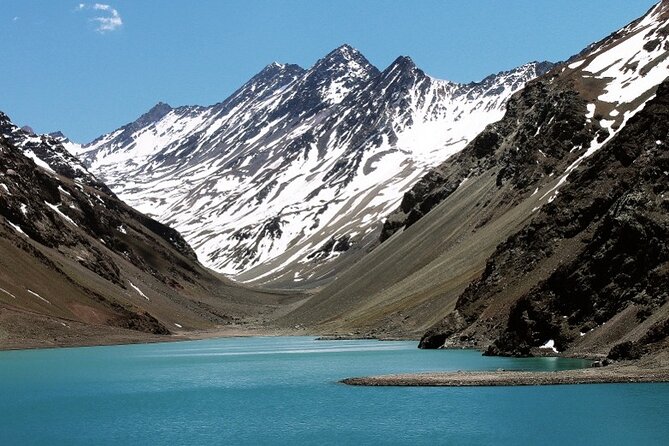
[529,60,555,76]
[20,125,36,135]
[48,131,68,141]
[493,60,554,80]
[257,61,305,78]
[236,62,306,102]
[461,61,555,98]
[291,45,380,105]
[379,55,421,84]
[326,44,358,58]
[393,55,416,67]
[311,44,379,77]
[131,102,173,130]
[149,101,172,114]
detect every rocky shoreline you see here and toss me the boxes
[341,367,669,387]
[0,324,305,352]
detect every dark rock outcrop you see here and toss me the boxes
[0,110,285,341]
[421,78,669,357]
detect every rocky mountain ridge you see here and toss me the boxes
[1,113,111,194]
[411,1,669,358]
[422,77,669,361]
[0,111,292,348]
[382,0,669,242]
[70,46,551,285]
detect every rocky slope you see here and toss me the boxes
[71,46,550,286]
[414,1,669,359]
[383,0,669,241]
[280,0,669,360]
[1,116,110,194]
[422,78,669,360]
[0,112,296,349]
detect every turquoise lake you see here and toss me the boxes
[0,336,667,445]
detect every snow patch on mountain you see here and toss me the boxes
[532,0,669,212]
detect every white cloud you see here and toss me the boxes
[12,16,19,22]
[75,3,123,33]
[92,9,122,33]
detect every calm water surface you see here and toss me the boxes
[0,336,667,445]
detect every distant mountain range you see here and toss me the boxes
[65,46,551,286]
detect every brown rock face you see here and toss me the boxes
[421,79,669,358]
[0,112,294,347]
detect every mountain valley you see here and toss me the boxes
[1,1,668,367]
[0,112,300,349]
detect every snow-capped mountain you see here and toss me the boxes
[0,113,110,194]
[279,1,669,350]
[534,0,669,204]
[383,0,669,243]
[277,1,669,355]
[0,109,287,344]
[72,45,551,284]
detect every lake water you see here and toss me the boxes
[0,336,667,445]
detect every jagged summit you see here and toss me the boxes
[387,55,418,71]
[309,44,378,76]
[376,55,423,87]
[299,44,380,106]
[257,61,305,77]
[147,101,172,115]
[0,111,111,195]
[329,43,356,54]
[237,62,306,102]
[473,61,553,84]
[528,60,554,74]
[72,43,548,285]
[461,61,555,99]
[137,101,173,126]
[319,44,373,65]
[267,61,288,69]
[20,125,35,135]
[48,130,67,140]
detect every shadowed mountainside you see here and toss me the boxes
[0,112,300,349]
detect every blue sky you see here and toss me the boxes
[0,0,658,142]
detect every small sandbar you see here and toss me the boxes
[341,368,669,387]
